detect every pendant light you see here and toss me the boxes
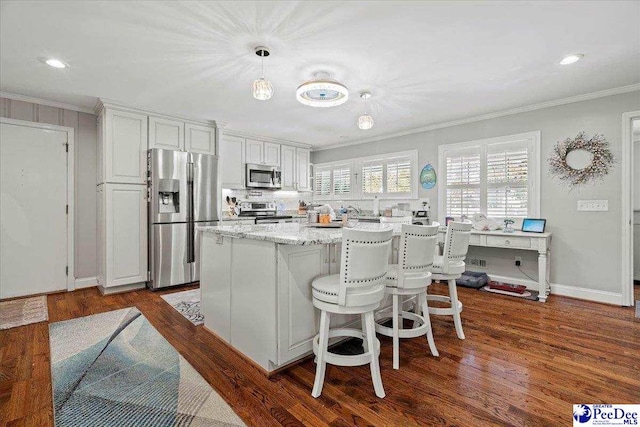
[252,46,273,101]
[358,91,374,130]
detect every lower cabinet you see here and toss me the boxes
[200,236,362,371]
[97,183,148,290]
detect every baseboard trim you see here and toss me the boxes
[549,283,623,306]
[98,282,146,295]
[75,277,97,289]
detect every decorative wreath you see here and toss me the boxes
[548,131,615,188]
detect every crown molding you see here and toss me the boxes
[222,127,313,149]
[0,91,96,114]
[94,98,219,127]
[314,83,640,151]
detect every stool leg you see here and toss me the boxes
[361,314,369,353]
[392,294,400,370]
[364,311,385,398]
[448,279,465,340]
[420,291,439,357]
[412,294,422,328]
[312,310,331,398]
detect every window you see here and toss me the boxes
[361,161,383,195]
[314,163,353,200]
[333,166,351,196]
[313,150,418,200]
[314,167,331,198]
[438,132,540,220]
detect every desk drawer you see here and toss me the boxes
[469,234,481,245]
[486,235,531,249]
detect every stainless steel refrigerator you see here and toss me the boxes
[148,148,219,289]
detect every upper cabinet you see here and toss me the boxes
[245,139,280,166]
[97,102,218,185]
[99,108,148,184]
[220,134,245,189]
[185,123,216,155]
[264,142,280,166]
[245,139,264,164]
[281,145,296,190]
[296,148,311,191]
[149,116,184,150]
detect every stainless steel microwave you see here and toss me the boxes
[246,163,282,189]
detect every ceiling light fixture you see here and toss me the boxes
[559,54,584,65]
[358,91,374,130]
[296,72,348,108]
[39,57,69,69]
[252,46,273,101]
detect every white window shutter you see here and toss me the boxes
[333,166,351,196]
[314,168,331,198]
[361,161,384,194]
[387,157,412,194]
[486,148,528,217]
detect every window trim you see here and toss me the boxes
[314,150,419,200]
[437,131,541,221]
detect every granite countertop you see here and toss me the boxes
[197,222,403,245]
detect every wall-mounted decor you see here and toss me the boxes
[548,131,615,188]
[420,163,437,189]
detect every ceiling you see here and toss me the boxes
[1,1,639,148]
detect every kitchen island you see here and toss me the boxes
[198,222,403,373]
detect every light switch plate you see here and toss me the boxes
[577,200,608,211]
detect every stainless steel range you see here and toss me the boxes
[238,201,295,224]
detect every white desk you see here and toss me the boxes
[438,228,552,302]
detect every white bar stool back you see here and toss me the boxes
[311,227,393,398]
[428,220,472,339]
[380,216,413,224]
[375,223,440,369]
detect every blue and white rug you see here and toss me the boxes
[49,307,244,426]
[161,289,204,326]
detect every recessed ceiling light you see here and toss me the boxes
[559,54,584,65]
[38,57,69,68]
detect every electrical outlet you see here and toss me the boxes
[515,256,522,266]
[577,200,608,211]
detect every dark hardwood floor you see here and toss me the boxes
[1,283,639,427]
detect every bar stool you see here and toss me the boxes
[311,228,393,398]
[427,220,472,340]
[375,223,440,369]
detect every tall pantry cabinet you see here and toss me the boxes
[96,104,149,292]
[96,101,218,293]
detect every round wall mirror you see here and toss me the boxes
[565,149,594,170]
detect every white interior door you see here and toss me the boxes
[1,120,71,298]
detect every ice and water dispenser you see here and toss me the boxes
[157,179,180,214]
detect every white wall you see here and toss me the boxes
[313,91,640,296]
[0,97,97,281]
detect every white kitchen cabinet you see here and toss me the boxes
[245,139,280,166]
[280,145,296,190]
[296,148,311,191]
[219,134,245,189]
[99,108,148,184]
[97,183,148,289]
[149,116,184,150]
[264,142,280,166]
[185,123,216,155]
[245,139,264,164]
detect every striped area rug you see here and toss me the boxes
[49,307,245,426]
